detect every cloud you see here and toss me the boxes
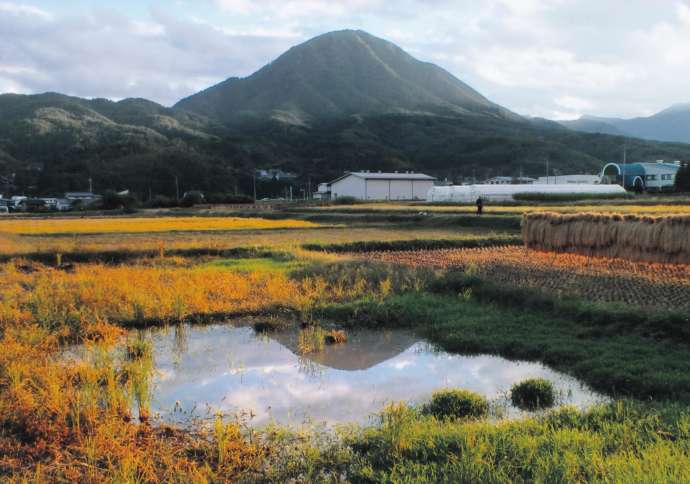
[1,0,690,117]
[0,3,300,105]
[0,1,51,19]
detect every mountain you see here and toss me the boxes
[175,30,518,126]
[560,104,690,143]
[1,30,690,198]
[0,92,216,142]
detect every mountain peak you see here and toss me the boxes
[175,30,516,125]
[656,102,690,116]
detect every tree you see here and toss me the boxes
[675,162,690,192]
[100,190,139,211]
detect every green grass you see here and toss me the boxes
[422,389,489,420]
[322,293,690,402]
[207,256,305,274]
[332,401,690,483]
[302,236,521,253]
[511,378,556,410]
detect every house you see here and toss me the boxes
[601,161,681,191]
[485,176,535,185]
[64,192,99,205]
[256,169,297,181]
[327,171,436,201]
[55,198,73,211]
[535,174,601,185]
[313,183,331,200]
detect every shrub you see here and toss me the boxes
[180,190,205,207]
[510,378,556,410]
[333,196,359,205]
[101,190,139,211]
[143,195,178,208]
[422,389,489,419]
[205,193,254,204]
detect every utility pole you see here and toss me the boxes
[174,175,180,202]
[545,156,550,184]
[252,170,257,203]
[88,177,93,193]
[623,143,627,188]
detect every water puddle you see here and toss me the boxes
[69,323,607,427]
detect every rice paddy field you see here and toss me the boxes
[0,215,319,235]
[364,245,690,310]
[0,205,689,481]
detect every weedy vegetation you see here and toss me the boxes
[0,207,689,481]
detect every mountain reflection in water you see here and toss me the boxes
[138,323,606,426]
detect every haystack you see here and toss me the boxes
[522,212,690,264]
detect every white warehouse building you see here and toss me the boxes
[328,171,436,201]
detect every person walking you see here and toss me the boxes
[476,196,483,216]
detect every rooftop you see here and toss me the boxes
[330,171,436,183]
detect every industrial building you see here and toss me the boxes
[325,171,436,201]
[484,176,536,185]
[601,161,681,191]
[535,174,601,184]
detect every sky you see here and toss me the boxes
[1,0,689,120]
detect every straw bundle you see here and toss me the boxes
[522,212,690,264]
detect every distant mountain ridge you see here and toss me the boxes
[0,92,215,141]
[560,104,690,143]
[175,30,519,125]
[1,30,690,197]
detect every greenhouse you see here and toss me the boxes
[426,183,627,203]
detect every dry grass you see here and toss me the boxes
[364,246,690,310]
[0,227,484,257]
[0,259,387,334]
[523,212,690,263]
[0,255,424,480]
[0,216,319,235]
[0,324,267,480]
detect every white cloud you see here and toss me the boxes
[2,0,690,118]
[0,1,51,19]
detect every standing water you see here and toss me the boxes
[103,322,607,427]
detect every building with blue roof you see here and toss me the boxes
[601,161,681,191]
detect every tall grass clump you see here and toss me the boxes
[510,378,556,410]
[523,212,690,263]
[422,389,489,419]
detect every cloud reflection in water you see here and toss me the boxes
[145,324,605,426]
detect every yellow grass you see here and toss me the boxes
[0,226,490,256]
[0,216,319,235]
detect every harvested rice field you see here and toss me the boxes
[364,245,690,310]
